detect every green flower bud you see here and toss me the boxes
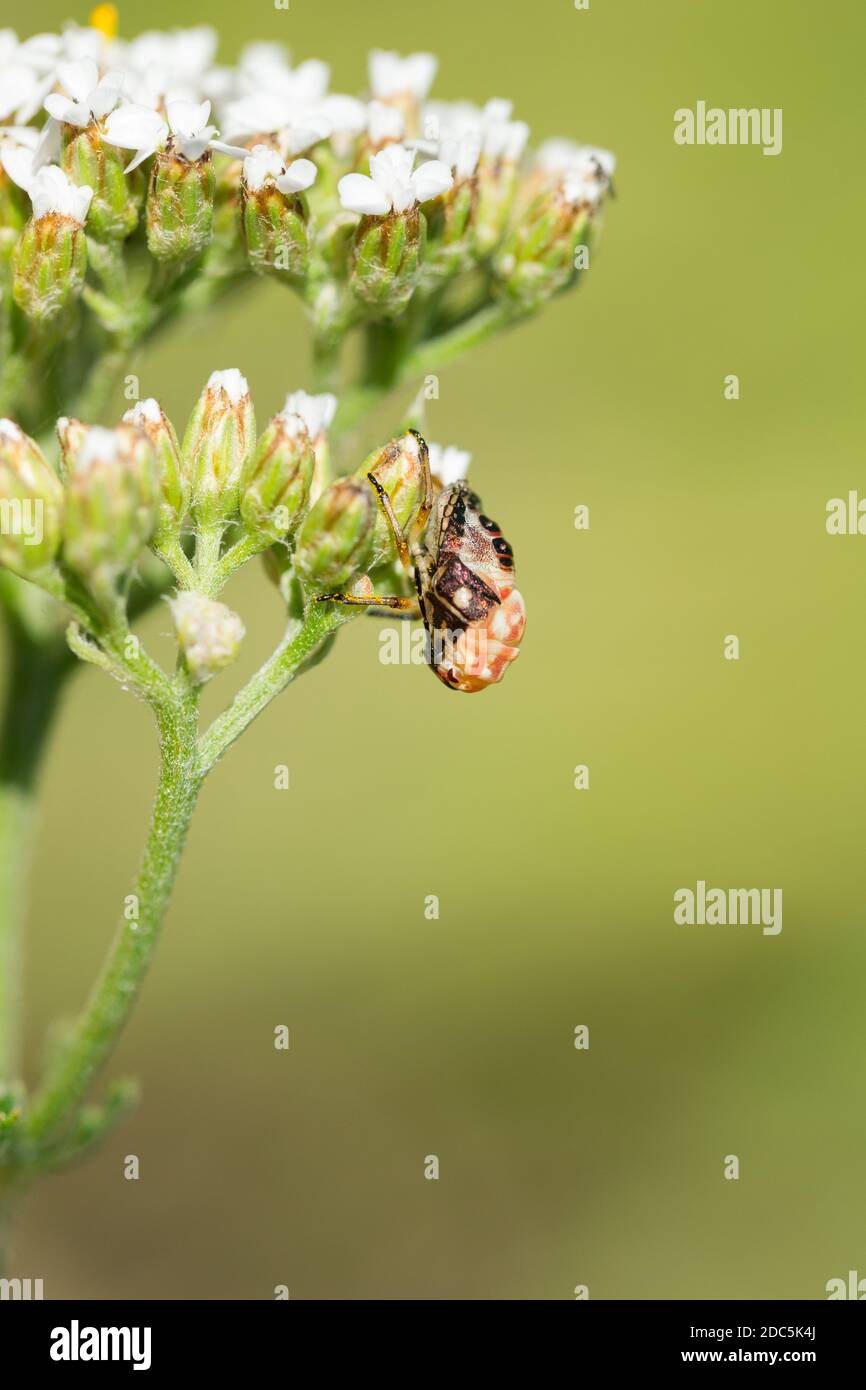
[357,430,426,567]
[0,419,64,579]
[241,147,317,279]
[13,199,89,326]
[182,370,255,529]
[55,416,89,477]
[147,151,215,263]
[170,591,245,684]
[279,391,337,503]
[294,478,375,594]
[61,423,159,601]
[240,412,315,543]
[423,177,477,282]
[473,121,529,257]
[123,398,188,542]
[494,184,592,314]
[63,123,143,241]
[350,208,424,317]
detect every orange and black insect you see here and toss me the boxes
[317,431,526,692]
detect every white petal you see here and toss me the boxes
[57,57,97,103]
[0,142,34,190]
[410,159,453,203]
[209,138,251,160]
[167,98,211,139]
[276,157,317,194]
[103,103,168,152]
[338,171,390,216]
[44,93,78,124]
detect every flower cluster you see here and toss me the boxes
[0,368,473,685]
[0,14,615,430]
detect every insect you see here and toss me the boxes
[316,431,526,692]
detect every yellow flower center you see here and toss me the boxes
[89,4,119,39]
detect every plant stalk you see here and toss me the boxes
[25,677,202,1145]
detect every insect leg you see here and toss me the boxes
[315,592,419,611]
[408,430,434,541]
[366,472,412,568]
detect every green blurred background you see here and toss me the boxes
[6,0,865,1298]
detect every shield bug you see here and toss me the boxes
[315,431,526,692]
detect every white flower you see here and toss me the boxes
[369,50,437,102]
[483,118,529,163]
[367,100,404,146]
[0,64,44,123]
[166,98,246,161]
[124,397,163,426]
[420,98,525,170]
[75,425,122,471]
[338,143,452,216]
[317,94,367,137]
[536,139,616,185]
[222,91,331,155]
[28,164,92,223]
[208,368,249,404]
[0,124,39,189]
[103,98,246,172]
[243,144,317,195]
[281,390,336,440]
[170,591,245,684]
[428,442,471,487]
[44,58,124,127]
[102,102,167,171]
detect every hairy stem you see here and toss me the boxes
[199,603,349,774]
[25,676,201,1145]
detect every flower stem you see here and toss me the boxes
[25,676,202,1146]
[199,603,348,774]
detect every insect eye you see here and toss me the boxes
[493,537,513,556]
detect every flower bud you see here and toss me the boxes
[240,412,314,543]
[122,398,187,542]
[0,419,64,578]
[294,478,374,593]
[473,120,529,257]
[63,123,143,241]
[241,146,316,279]
[494,182,592,314]
[357,430,426,567]
[280,390,337,503]
[147,151,215,263]
[55,416,89,476]
[61,423,159,600]
[13,167,92,324]
[182,370,255,529]
[170,590,245,684]
[350,208,424,317]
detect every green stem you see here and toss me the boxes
[199,604,347,774]
[25,676,201,1145]
[332,299,520,442]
